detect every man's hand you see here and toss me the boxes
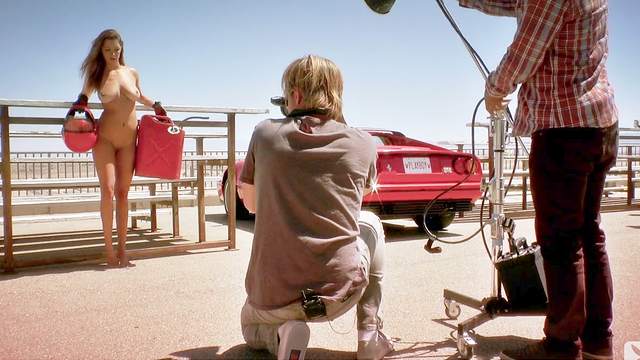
[485,93,510,115]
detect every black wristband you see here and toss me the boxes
[76,94,88,105]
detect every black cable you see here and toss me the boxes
[430,0,542,303]
[435,0,491,77]
[420,97,487,245]
[436,0,528,155]
[420,0,528,259]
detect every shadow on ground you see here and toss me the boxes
[0,228,231,277]
[387,332,536,359]
[167,318,534,359]
[169,332,536,359]
[205,213,255,234]
[3,228,185,252]
[385,337,457,359]
[170,345,354,359]
[467,334,538,359]
[382,222,463,244]
[0,261,113,280]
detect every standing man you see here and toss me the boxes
[460,1,618,359]
[238,55,394,360]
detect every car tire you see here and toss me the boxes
[414,210,455,232]
[223,179,254,220]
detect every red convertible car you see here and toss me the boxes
[218,129,482,232]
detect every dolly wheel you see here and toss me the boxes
[459,343,473,359]
[444,298,461,320]
[457,333,475,360]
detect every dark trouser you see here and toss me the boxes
[529,123,618,350]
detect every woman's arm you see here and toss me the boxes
[78,80,94,102]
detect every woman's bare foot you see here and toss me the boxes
[117,253,135,267]
[119,259,135,267]
[106,254,119,268]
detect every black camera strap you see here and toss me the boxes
[288,108,328,118]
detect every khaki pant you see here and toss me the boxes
[241,211,386,354]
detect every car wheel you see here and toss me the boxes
[414,210,455,232]
[223,179,254,220]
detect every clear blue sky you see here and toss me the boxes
[1,0,638,152]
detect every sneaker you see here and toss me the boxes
[500,339,580,360]
[277,320,310,360]
[357,330,395,360]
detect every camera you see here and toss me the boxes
[301,289,327,320]
[270,96,289,117]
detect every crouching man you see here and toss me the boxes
[238,54,394,360]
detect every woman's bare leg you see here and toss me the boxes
[114,141,136,267]
[92,139,118,266]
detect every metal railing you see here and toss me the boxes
[9,150,247,197]
[444,129,640,209]
[0,98,267,271]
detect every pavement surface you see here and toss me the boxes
[1,206,639,359]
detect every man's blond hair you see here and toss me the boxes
[282,55,344,123]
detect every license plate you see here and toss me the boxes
[403,157,431,174]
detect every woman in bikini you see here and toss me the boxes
[76,29,164,267]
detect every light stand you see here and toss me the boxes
[441,111,546,359]
[360,1,546,357]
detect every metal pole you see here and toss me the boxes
[227,113,237,250]
[1,105,14,271]
[490,111,506,297]
[196,137,205,242]
[628,146,634,206]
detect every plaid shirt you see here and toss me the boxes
[460,0,618,136]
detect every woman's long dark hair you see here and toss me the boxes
[80,29,125,91]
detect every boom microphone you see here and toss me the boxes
[364,0,396,14]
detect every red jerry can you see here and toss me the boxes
[135,114,184,180]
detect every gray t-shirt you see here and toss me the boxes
[240,116,377,310]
